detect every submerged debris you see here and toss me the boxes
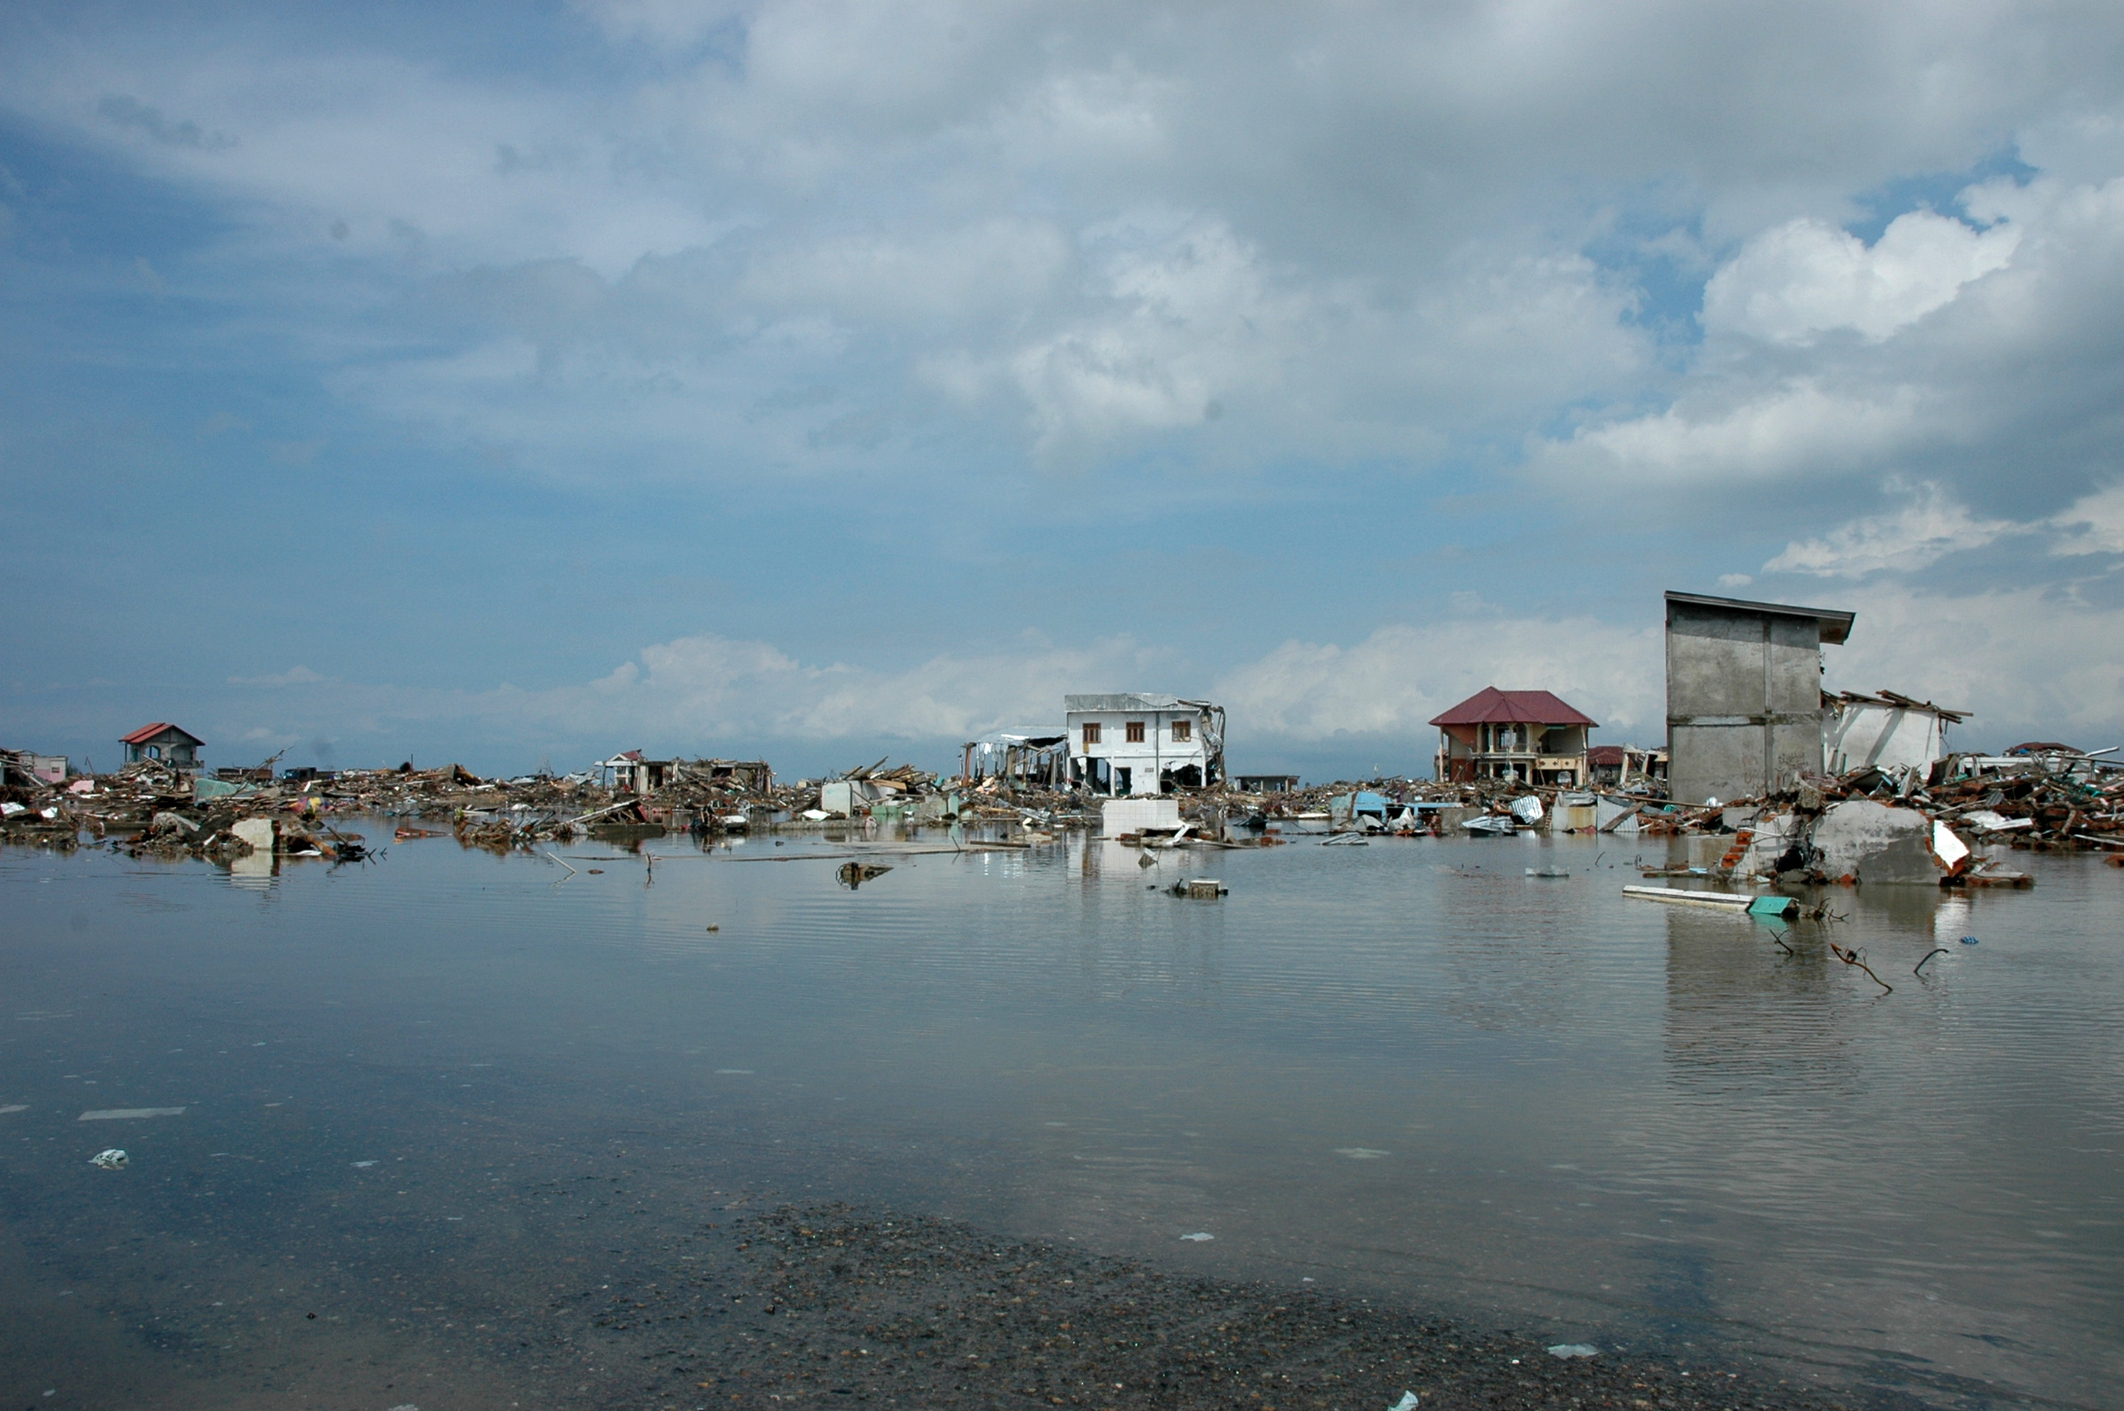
[837,862,893,889]
[7,707,2116,888]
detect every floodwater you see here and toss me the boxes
[2,825,2119,1409]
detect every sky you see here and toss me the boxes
[3,0,2123,781]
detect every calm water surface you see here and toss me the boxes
[2,827,2118,1408]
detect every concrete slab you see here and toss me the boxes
[231,817,275,854]
[1812,799,1933,882]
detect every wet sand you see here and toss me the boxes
[528,1200,1927,1411]
[0,1118,1946,1411]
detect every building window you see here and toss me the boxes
[1125,721,1146,743]
[1171,719,1191,743]
[1081,722,1101,746]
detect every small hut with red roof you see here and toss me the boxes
[1429,688,1596,787]
[120,723,204,770]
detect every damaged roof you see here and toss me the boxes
[1065,693,1192,712]
[1664,590,1856,645]
[1429,687,1597,728]
[1826,690,1970,723]
[120,722,203,746]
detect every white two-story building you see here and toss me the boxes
[1064,693,1225,796]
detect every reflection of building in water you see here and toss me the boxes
[228,849,277,891]
[1661,888,1971,1093]
[1063,833,1228,1001]
[1933,895,1975,946]
[1661,909,1857,1097]
[1432,871,1579,1033]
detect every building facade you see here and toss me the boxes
[598,750,672,794]
[1587,744,1667,787]
[1064,694,1225,796]
[1430,687,1596,786]
[1823,691,1966,775]
[2,752,68,785]
[961,729,1069,789]
[121,723,203,770]
[1664,591,1854,805]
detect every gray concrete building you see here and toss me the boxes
[1665,591,1854,805]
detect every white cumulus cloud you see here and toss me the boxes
[1703,209,2018,345]
[1824,584,2124,743]
[1213,614,1666,744]
[2049,479,2124,556]
[1764,482,2015,576]
[1535,382,1925,486]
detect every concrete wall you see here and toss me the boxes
[1102,797,1181,834]
[1067,708,1211,796]
[819,780,882,818]
[1667,602,1826,804]
[1826,703,1949,773]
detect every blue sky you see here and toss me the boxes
[5,0,2124,780]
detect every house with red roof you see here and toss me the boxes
[121,723,204,770]
[1429,688,1596,787]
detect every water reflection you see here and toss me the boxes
[1661,906,1858,1093]
[1436,863,1584,1034]
[2,829,2118,1410]
[227,849,276,890]
[1932,894,1974,945]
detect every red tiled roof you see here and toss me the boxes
[120,722,203,746]
[1429,687,1597,728]
[1587,745,1626,765]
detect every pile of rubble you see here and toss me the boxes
[12,732,2117,879]
[4,757,195,853]
[5,747,1044,861]
[1637,747,2124,887]
[1143,775,1648,838]
[455,758,800,852]
[1910,746,2124,853]
[1,753,370,863]
[126,810,367,864]
[2,755,542,861]
[0,767,84,850]
[1106,745,2123,881]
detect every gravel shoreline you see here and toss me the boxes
[538,1201,1931,1411]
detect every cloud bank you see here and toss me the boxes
[203,581,2122,773]
[4,1,2124,773]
